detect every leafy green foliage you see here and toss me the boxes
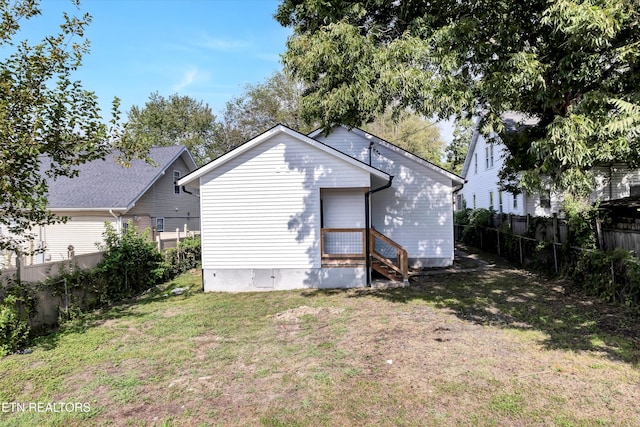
[220,70,316,149]
[95,223,166,304]
[123,92,221,166]
[363,109,446,166]
[571,249,640,307]
[0,1,149,254]
[445,118,475,175]
[277,0,640,196]
[0,295,30,357]
[163,235,201,278]
[562,194,599,249]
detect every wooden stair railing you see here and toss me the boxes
[369,229,408,282]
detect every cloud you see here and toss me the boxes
[196,33,250,51]
[172,66,207,92]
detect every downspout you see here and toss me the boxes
[365,175,394,287]
[109,209,121,234]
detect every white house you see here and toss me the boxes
[1,146,199,267]
[179,124,464,292]
[457,113,640,217]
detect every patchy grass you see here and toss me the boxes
[1,259,639,426]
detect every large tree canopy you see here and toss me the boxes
[276,0,640,195]
[123,92,221,166]
[220,70,315,149]
[0,0,138,253]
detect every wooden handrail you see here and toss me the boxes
[370,228,408,280]
[319,227,408,281]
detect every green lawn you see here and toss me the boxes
[1,260,639,426]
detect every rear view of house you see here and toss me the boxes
[179,124,463,292]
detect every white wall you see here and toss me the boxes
[315,127,458,266]
[41,214,116,262]
[199,132,371,272]
[459,133,528,215]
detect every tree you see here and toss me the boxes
[0,0,138,254]
[363,109,446,166]
[445,118,475,175]
[220,70,316,149]
[276,0,640,196]
[123,92,221,165]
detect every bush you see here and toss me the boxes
[454,208,472,226]
[571,248,640,308]
[164,235,201,278]
[95,222,167,304]
[0,294,30,357]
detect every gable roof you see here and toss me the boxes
[44,145,196,212]
[178,124,391,187]
[308,125,464,185]
[460,112,539,178]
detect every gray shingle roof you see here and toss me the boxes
[43,146,189,210]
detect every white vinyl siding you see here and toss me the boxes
[315,127,457,266]
[459,134,528,216]
[199,133,371,270]
[592,164,640,201]
[41,215,116,262]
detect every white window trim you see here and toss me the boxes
[173,170,180,194]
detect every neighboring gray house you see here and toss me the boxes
[179,124,464,292]
[1,146,199,265]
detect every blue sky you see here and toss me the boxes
[22,0,290,119]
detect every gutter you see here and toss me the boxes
[365,175,394,287]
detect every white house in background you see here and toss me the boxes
[457,114,560,216]
[179,124,464,292]
[1,146,199,267]
[457,113,640,217]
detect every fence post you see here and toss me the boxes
[553,243,558,274]
[156,235,161,251]
[519,236,523,265]
[16,251,22,285]
[497,228,501,256]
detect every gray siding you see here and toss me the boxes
[129,156,200,233]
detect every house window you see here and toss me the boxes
[540,191,551,209]
[498,191,503,213]
[489,144,494,168]
[473,194,477,209]
[173,170,180,194]
[474,153,478,174]
[156,217,164,232]
[456,194,464,210]
[485,147,489,169]
[489,191,494,209]
[630,185,640,197]
[513,193,518,209]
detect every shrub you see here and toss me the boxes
[0,294,30,356]
[95,222,167,304]
[571,248,640,308]
[164,235,201,278]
